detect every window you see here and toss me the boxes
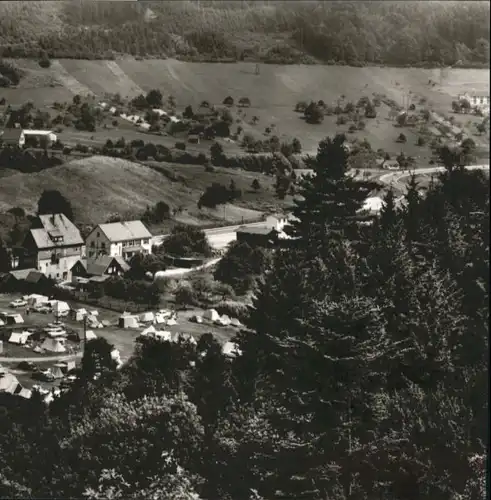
[90,241,95,247]
[96,232,100,238]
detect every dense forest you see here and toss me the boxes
[0,1,488,66]
[0,134,488,499]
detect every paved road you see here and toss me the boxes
[152,220,269,250]
[379,164,490,204]
[0,353,82,363]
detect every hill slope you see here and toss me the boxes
[0,1,488,67]
[0,156,271,227]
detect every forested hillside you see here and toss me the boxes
[0,137,488,499]
[0,1,489,66]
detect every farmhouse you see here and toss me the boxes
[85,220,152,260]
[70,255,130,281]
[0,128,25,147]
[20,214,85,282]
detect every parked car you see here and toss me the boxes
[33,304,51,314]
[17,361,39,372]
[10,299,27,308]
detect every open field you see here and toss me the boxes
[0,155,281,227]
[2,59,489,157]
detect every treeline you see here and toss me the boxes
[0,1,488,66]
[0,134,487,499]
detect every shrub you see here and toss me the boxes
[348,124,357,133]
[336,115,347,125]
[417,136,426,146]
[175,142,186,151]
[162,224,213,258]
[223,96,234,106]
[251,178,261,191]
[215,300,250,322]
[397,133,407,143]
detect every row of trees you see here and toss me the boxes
[0,131,486,498]
[0,2,488,66]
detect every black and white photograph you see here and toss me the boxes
[0,0,488,498]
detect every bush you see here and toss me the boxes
[39,58,51,68]
[397,133,407,143]
[175,142,186,151]
[223,96,234,106]
[174,284,197,309]
[417,136,426,146]
[162,224,213,257]
[336,115,348,125]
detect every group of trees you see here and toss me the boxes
[0,130,486,499]
[0,2,488,66]
[162,225,213,258]
[198,180,242,209]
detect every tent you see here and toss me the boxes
[0,374,20,394]
[0,319,4,327]
[140,312,155,323]
[87,315,103,328]
[118,315,139,329]
[27,294,49,306]
[71,308,87,321]
[18,388,32,399]
[5,313,24,325]
[222,341,242,357]
[154,330,172,342]
[51,366,65,379]
[33,345,44,353]
[154,313,167,324]
[179,333,197,345]
[9,332,32,345]
[203,309,220,322]
[89,310,99,317]
[52,301,70,316]
[216,314,231,326]
[85,330,97,341]
[65,361,76,372]
[166,318,178,326]
[41,338,66,353]
[230,318,242,327]
[140,325,157,336]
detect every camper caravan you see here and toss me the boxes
[27,294,49,307]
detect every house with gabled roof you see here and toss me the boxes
[20,214,85,282]
[85,220,152,261]
[70,255,130,281]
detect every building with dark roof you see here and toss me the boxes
[70,255,130,281]
[236,226,279,247]
[21,214,85,282]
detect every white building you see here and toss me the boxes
[21,214,85,281]
[458,93,490,109]
[23,130,58,144]
[85,220,152,261]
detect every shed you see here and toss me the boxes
[118,314,139,329]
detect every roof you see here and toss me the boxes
[85,256,130,276]
[25,271,48,284]
[236,226,278,236]
[96,220,152,242]
[30,214,83,249]
[1,128,23,142]
[9,268,37,280]
[88,275,111,283]
[23,130,55,136]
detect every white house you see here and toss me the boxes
[21,214,85,281]
[23,130,57,145]
[85,220,152,261]
[458,93,490,109]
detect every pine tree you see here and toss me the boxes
[287,134,379,252]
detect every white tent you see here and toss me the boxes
[154,330,172,341]
[6,313,24,324]
[18,388,32,399]
[0,374,20,394]
[166,318,178,326]
[179,333,197,345]
[8,332,24,345]
[222,341,242,357]
[111,349,123,368]
[118,315,139,329]
[71,308,87,321]
[89,310,99,317]
[216,314,231,326]
[85,330,97,341]
[52,301,70,316]
[140,325,157,336]
[230,318,242,327]
[33,345,43,353]
[140,312,155,323]
[51,366,65,379]
[0,319,4,327]
[41,338,66,353]
[203,309,220,322]
[27,294,49,306]
[154,313,167,324]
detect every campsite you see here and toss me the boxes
[0,292,238,390]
